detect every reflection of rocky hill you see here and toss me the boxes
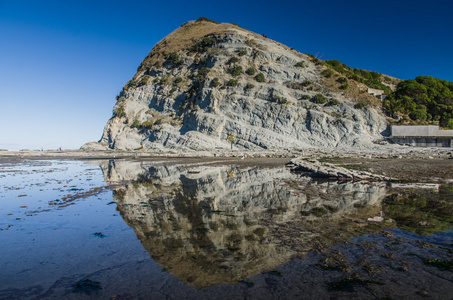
[101,161,386,289]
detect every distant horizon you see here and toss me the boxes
[0,144,80,151]
[1,0,452,150]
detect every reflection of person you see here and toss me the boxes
[227,134,235,150]
[226,168,235,178]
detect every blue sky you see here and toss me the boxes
[1,0,452,150]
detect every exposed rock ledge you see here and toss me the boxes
[289,158,392,181]
[80,141,109,151]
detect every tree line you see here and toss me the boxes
[384,76,453,129]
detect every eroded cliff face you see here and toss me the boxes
[100,160,386,288]
[96,20,388,151]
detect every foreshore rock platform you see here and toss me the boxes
[1,145,452,160]
[288,158,392,181]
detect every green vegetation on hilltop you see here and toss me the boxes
[195,17,220,24]
[384,76,453,128]
[323,59,393,95]
[317,55,453,128]
[312,94,327,104]
[191,35,218,53]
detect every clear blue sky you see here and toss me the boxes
[1,0,452,150]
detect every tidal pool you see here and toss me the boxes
[1,158,452,299]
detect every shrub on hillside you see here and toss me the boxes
[308,55,323,65]
[229,56,240,64]
[195,67,210,83]
[321,69,333,78]
[312,94,327,104]
[115,106,126,118]
[192,36,217,53]
[354,102,366,109]
[236,50,247,56]
[131,119,141,128]
[138,75,150,86]
[152,61,162,69]
[198,67,210,76]
[124,80,137,90]
[442,118,453,129]
[210,77,220,87]
[246,67,256,76]
[229,65,243,76]
[255,73,265,82]
[326,59,350,74]
[409,105,429,121]
[166,52,183,66]
[294,61,304,68]
[141,121,153,129]
[227,79,238,87]
[286,80,311,90]
[326,59,343,69]
[326,98,339,106]
[160,76,168,84]
[339,83,349,90]
[174,77,183,85]
[273,95,288,104]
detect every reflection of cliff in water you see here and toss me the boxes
[101,160,387,289]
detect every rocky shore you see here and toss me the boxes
[2,145,452,184]
[1,148,452,299]
[1,144,452,160]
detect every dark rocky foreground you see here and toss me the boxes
[0,154,452,299]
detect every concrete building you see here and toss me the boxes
[367,88,386,100]
[389,125,453,147]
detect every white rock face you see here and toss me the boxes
[97,22,388,151]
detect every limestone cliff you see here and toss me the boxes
[96,19,388,151]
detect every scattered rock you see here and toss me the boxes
[80,142,109,151]
[290,158,392,181]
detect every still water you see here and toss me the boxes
[1,159,452,299]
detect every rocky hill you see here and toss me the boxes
[88,18,390,151]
